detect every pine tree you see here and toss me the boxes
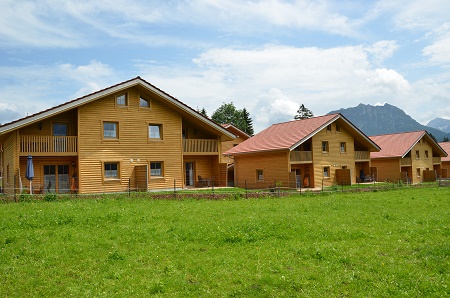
[241,108,254,136]
[294,104,314,120]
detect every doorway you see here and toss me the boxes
[44,164,70,194]
[185,162,194,186]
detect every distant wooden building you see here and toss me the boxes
[224,114,380,189]
[0,77,235,195]
[439,142,450,178]
[370,131,447,183]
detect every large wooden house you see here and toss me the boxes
[224,114,380,189]
[438,142,450,178]
[0,77,235,195]
[369,131,447,183]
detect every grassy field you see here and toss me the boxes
[0,187,449,297]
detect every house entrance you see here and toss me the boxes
[185,162,195,186]
[44,164,70,194]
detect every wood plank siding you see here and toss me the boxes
[311,122,357,187]
[77,87,185,193]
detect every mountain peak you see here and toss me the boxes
[328,103,449,141]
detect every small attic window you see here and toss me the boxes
[116,93,127,106]
[326,124,332,131]
[140,96,150,108]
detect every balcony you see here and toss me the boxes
[183,139,218,155]
[355,151,370,161]
[20,135,78,156]
[400,157,412,166]
[290,151,312,163]
[433,157,441,165]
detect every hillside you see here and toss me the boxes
[328,103,450,141]
[427,117,450,133]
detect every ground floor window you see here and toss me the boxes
[256,169,264,181]
[104,162,119,179]
[150,162,163,177]
[323,166,330,178]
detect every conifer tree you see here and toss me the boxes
[294,104,314,120]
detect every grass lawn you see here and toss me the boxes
[1,187,449,297]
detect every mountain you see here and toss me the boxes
[427,117,450,133]
[328,103,450,141]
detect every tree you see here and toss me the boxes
[211,102,254,135]
[443,137,449,142]
[211,102,241,125]
[294,104,314,120]
[197,107,208,117]
[241,108,254,136]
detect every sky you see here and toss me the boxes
[1,0,450,134]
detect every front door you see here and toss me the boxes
[44,164,70,194]
[185,162,194,186]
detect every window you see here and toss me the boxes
[323,166,330,178]
[140,96,150,108]
[326,124,332,132]
[150,162,163,177]
[322,141,329,153]
[416,168,421,177]
[116,94,127,106]
[425,150,429,159]
[336,125,341,132]
[149,124,162,139]
[415,150,420,159]
[104,162,119,179]
[256,169,264,181]
[340,142,346,153]
[103,122,118,139]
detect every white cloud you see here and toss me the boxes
[422,24,450,66]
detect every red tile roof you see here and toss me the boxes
[439,142,450,162]
[369,131,448,159]
[224,114,341,154]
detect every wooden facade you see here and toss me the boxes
[228,115,380,189]
[370,133,446,184]
[0,77,234,195]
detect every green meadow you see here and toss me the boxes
[1,187,449,297]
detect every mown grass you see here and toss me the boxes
[0,187,449,297]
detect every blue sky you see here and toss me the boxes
[1,0,450,133]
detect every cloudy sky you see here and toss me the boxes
[1,0,450,133]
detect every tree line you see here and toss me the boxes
[200,103,314,136]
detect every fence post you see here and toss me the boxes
[322,179,324,193]
[212,178,215,199]
[174,179,176,199]
[245,180,247,199]
[14,175,17,202]
[128,178,131,197]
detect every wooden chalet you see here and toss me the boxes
[224,114,380,189]
[438,142,450,178]
[369,131,447,183]
[0,77,235,195]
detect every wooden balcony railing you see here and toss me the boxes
[290,151,312,163]
[183,139,218,154]
[433,157,441,164]
[20,135,78,156]
[400,157,412,166]
[355,151,370,161]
